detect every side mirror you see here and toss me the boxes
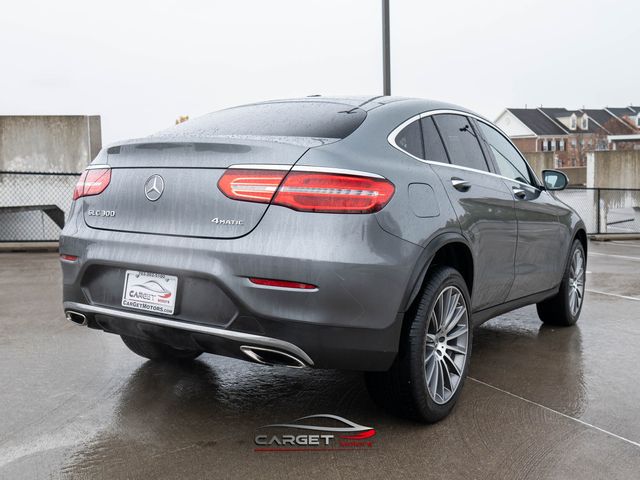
[542,170,569,191]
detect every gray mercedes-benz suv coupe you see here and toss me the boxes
[61,96,587,422]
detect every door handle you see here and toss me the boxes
[512,186,527,199]
[451,178,471,192]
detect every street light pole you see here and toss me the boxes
[382,0,391,95]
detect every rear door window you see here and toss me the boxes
[395,120,424,159]
[420,117,449,164]
[433,114,489,172]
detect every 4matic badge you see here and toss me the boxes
[254,414,376,452]
[211,217,244,225]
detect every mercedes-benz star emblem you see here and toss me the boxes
[144,175,165,201]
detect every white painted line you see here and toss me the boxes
[586,289,640,302]
[610,241,640,249]
[469,377,640,449]
[590,252,640,261]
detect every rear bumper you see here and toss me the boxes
[60,207,422,370]
[64,301,314,367]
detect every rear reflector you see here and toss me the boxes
[218,169,394,213]
[73,167,111,200]
[60,254,78,262]
[249,277,317,290]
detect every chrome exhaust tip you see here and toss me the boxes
[240,345,307,368]
[65,310,87,326]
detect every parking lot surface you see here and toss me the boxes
[1,241,639,479]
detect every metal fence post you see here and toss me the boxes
[596,188,601,234]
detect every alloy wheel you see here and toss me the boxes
[425,286,469,405]
[568,248,585,316]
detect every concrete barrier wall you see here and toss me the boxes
[0,115,101,173]
[587,151,640,189]
[558,167,586,186]
[0,115,101,241]
[523,152,555,179]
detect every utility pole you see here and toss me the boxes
[382,0,391,95]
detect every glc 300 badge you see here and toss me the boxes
[87,209,116,217]
[211,217,244,225]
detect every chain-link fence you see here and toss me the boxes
[0,171,79,242]
[555,187,640,234]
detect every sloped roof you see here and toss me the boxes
[582,109,615,127]
[584,109,636,133]
[607,107,637,118]
[507,109,568,135]
[539,108,603,134]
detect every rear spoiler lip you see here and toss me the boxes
[104,134,336,151]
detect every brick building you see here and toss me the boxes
[495,106,640,167]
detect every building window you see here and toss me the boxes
[559,139,565,151]
[542,140,548,151]
[551,139,556,151]
[571,139,577,147]
[570,114,577,130]
[581,115,588,130]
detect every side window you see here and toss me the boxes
[420,117,449,164]
[395,120,424,159]
[433,114,489,172]
[477,122,533,185]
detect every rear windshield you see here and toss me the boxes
[172,102,367,139]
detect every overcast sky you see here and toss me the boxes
[2,0,638,144]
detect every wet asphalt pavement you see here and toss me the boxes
[1,241,639,479]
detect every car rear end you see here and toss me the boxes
[60,100,423,370]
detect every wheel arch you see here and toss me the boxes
[400,233,474,314]
[573,225,588,255]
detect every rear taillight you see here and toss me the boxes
[73,167,111,200]
[218,169,394,213]
[217,169,287,203]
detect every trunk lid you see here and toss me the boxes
[83,137,311,239]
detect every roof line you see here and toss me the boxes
[577,109,612,135]
[537,108,570,134]
[497,109,536,137]
[604,108,637,132]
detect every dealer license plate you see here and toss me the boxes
[121,270,178,315]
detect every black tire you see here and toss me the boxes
[365,266,472,423]
[120,335,203,361]
[536,239,586,327]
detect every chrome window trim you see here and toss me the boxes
[63,301,314,366]
[86,164,111,170]
[228,164,291,170]
[291,165,384,179]
[228,164,384,179]
[387,109,542,189]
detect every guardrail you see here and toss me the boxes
[0,171,80,242]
